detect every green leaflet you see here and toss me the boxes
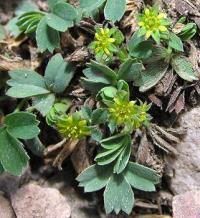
[104,174,134,214]
[77,164,113,192]
[96,134,131,173]
[46,2,77,32]
[91,108,108,125]
[5,112,40,140]
[6,69,49,98]
[117,58,143,82]
[171,54,198,82]
[31,94,55,116]
[104,0,126,22]
[36,17,60,53]
[128,30,154,59]
[0,128,29,176]
[46,13,73,32]
[169,32,184,52]
[83,68,111,84]
[137,59,169,92]
[124,162,160,192]
[79,0,106,17]
[44,54,75,93]
[88,60,117,84]
[17,11,45,34]
[47,0,65,11]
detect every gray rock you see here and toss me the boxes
[0,194,15,218]
[166,107,200,194]
[173,191,200,218]
[11,183,71,218]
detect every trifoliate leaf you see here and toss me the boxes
[6,69,49,98]
[76,164,112,192]
[169,33,184,52]
[5,112,40,140]
[0,128,29,176]
[138,60,169,92]
[171,54,198,82]
[124,162,160,192]
[31,94,55,116]
[36,17,60,53]
[44,54,75,93]
[104,174,134,214]
[91,108,108,125]
[104,0,126,22]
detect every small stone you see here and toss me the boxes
[166,107,200,194]
[0,194,15,218]
[173,191,200,218]
[11,183,71,218]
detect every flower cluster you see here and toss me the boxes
[57,113,91,140]
[138,5,171,43]
[108,92,151,131]
[89,27,123,61]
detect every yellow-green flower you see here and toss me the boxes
[108,92,151,131]
[89,27,124,60]
[109,95,136,126]
[57,113,91,140]
[138,5,171,43]
[133,101,151,128]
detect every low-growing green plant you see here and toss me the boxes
[2,1,199,216]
